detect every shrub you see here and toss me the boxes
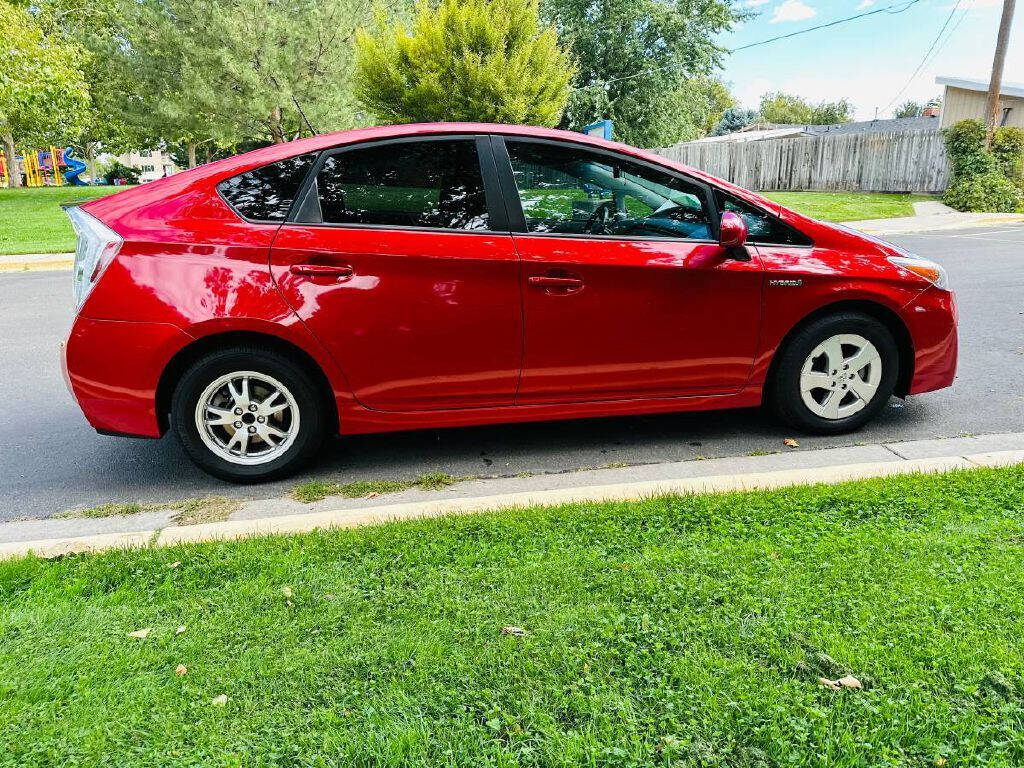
[99,160,141,185]
[944,170,1024,213]
[992,126,1024,189]
[942,119,1024,212]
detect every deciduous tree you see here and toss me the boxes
[0,1,88,186]
[544,0,741,147]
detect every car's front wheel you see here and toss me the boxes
[172,347,326,482]
[769,312,899,434]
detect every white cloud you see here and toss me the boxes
[744,0,771,6]
[856,0,875,9]
[771,0,817,24]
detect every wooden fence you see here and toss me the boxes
[652,129,951,193]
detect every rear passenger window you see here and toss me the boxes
[218,153,316,222]
[312,140,489,230]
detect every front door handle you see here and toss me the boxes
[528,272,584,294]
[289,263,354,280]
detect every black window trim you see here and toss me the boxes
[216,151,322,226]
[286,134,509,234]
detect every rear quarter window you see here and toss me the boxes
[217,153,316,222]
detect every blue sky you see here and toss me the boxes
[717,0,1022,120]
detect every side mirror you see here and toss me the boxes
[719,210,748,249]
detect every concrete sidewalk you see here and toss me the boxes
[843,204,1024,235]
[4,431,1023,560]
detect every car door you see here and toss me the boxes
[269,136,523,412]
[493,137,764,404]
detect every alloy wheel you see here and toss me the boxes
[194,371,300,465]
[799,333,883,420]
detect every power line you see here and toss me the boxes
[881,0,964,114]
[572,0,926,92]
[730,0,923,53]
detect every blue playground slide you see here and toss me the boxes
[62,146,88,186]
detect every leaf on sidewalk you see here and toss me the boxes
[783,438,800,448]
[128,628,152,639]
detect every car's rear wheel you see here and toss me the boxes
[769,313,899,434]
[172,347,326,482]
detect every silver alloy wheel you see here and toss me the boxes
[194,371,300,466]
[799,333,882,420]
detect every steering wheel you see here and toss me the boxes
[584,201,616,234]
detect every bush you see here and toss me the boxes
[944,170,1024,213]
[992,126,1024,188]
[942,119,1024,212]
[99,160,141,185]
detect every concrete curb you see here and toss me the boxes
[4,449,1022,561]
[0,257,73,272]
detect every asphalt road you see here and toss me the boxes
[2,224,1022,522]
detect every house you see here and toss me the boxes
[935,76,1024,129]
[116,148,179,182]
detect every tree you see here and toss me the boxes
[543,0,742,147]
[354,0,573,127]
[55,0,380,168]
[681,78,736,138]
[894,100,923,119]
[713,107,758,136]
[0,1,88,187]
[810,99,852,125]
[759,92,854,125]
[34,0,153,180]
[757,92,814,124]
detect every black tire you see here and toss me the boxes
[769,312,899,434]
[171,346,326,483]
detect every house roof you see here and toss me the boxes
[683,116,938,145]
[936,76,1024,100]
[804,116,940,135]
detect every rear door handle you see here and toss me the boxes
[289,263,354,279]
[528,275,584,289]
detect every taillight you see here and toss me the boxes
[64,205,122,309]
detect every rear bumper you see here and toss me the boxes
[901,286,958,395]
[63,316,193,438]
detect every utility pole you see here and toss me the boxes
[985,0,1016,148]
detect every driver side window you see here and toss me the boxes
[505,141,712,240]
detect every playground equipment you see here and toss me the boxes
[0,146,88,187]
[62,146,88,186]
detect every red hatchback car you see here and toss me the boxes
[62,123,957,482]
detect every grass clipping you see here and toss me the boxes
[62,497,242,525]
[293,472,458,503]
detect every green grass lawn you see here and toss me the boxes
[0,185,130,255]
[4,466,1024,766]
[763,191,935,222]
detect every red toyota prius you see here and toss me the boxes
[62,123,957,482]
